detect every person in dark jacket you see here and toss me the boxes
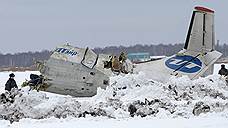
[5,73,18,91]
[28,74,43,86]
[218,64,228,76]
[119,52,127,62]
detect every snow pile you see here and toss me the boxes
[0,88,109,123]
[0,72,228,123]
[94,72,228,118]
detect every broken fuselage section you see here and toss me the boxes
[37,44,111,97]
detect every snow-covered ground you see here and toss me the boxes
[0,71,40,94]
[1,116,228,128]
[0,64,228,128]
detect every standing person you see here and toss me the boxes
[111,56,121,72]
[218,64,228,76]
[5,73,18,92]
[119,52,127,62]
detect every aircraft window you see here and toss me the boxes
[103,80,109,85]
[86,83,93,86]
[90,72,95,75]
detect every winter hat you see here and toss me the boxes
[9,73,15,77]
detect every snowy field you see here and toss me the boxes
[0,64,228,128]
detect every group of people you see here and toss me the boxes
[111,52,127,72]
[104,52,128,73]
[4,73,44,92]
[2,64,228,92]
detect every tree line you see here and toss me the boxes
[0,43,227,68]
[0,51,50,68]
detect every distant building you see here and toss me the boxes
[127,52,150,62]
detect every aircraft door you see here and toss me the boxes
[81,47,98,69]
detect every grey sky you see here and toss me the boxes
[0,0,227,53]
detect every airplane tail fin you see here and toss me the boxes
[184,6,215,53]
[180,6,222,78]
[164,6,222,80]
[133,6,222,82]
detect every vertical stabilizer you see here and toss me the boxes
[184,6,215,53]
[136,6,222,82]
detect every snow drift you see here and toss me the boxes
[0,72,228,123]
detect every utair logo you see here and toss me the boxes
[55,48,78,56]
[165,55,202,73]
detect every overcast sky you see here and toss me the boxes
[0,0,227,53]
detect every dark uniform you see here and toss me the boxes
[218,64,228,76]
[5,73,18,91]
[29,74,43,86]
[119,52,127,62]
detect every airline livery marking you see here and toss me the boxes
[165,55,202,73]
[55,48,78,56]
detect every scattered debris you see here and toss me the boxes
[0,74,228,123]
[193,102,210,116]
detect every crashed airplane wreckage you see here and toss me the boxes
[134,6,222,82]
[22,6,222,97]
[22,44,133,97]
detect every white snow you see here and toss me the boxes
[0,71,40,94]
[0,64,228,128]
[1,117,228,128]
